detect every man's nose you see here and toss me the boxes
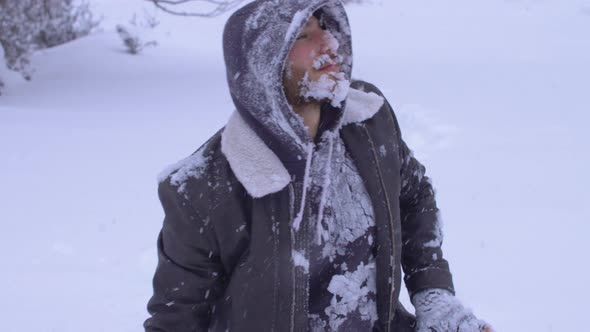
[318,32,332,54]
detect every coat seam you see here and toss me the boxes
[362,124,396,332]
[288,183,297,332]
[270,197,279,332]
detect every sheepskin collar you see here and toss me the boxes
[221,87,384,198]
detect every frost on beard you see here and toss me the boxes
[311,29,343,72]
[297,27,349,108]
[299,71,350,108]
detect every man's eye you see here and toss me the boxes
[297,34,308,40]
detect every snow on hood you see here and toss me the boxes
[222,0,353,180]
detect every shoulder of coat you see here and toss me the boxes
[345,80,403,156]
[157,130,227,195]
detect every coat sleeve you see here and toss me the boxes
[386,98,455,300]
[144,179,226,332]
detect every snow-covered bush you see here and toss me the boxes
[0,45,5,95]
[33,0,99,49]
[0,0,99,80]
[116,13,159,55]
[116,25,141,55]
[0,0,35,79]
[0,42,25,95]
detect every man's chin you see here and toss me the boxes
[300,95,331,105]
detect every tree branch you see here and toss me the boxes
[146,0,368,17]
[146,0,243,17]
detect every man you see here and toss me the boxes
[144,0,492,331]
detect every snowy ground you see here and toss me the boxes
[1,0,589,331]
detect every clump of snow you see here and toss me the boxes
[325,260,378,330]
[314,138,375,261]
[312,54,332,70]
[157,148,211,193]
[299,71,350,108]
[292,249,309,273]
[315,131,335,245]
[378,145,387,157]
[423,210,444,248]
[309,314,327,331]
[311,53,344,72]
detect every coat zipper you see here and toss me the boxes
[363,125,396,332]
[289,144,314,332]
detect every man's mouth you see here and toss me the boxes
[319,63,338,71]
[313,54,338,71]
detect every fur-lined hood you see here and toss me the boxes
[222,0,354,181]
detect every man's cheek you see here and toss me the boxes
[292,47,314,66]
[283,61,294,80]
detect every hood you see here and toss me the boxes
[222,0,353,180]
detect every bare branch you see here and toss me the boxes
[146,0,369,18]
[146,0,243,17]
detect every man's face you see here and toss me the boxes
[283,16,343,105]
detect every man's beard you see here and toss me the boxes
[298,71,350,108]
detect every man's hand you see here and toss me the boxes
[412,288,492,332]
